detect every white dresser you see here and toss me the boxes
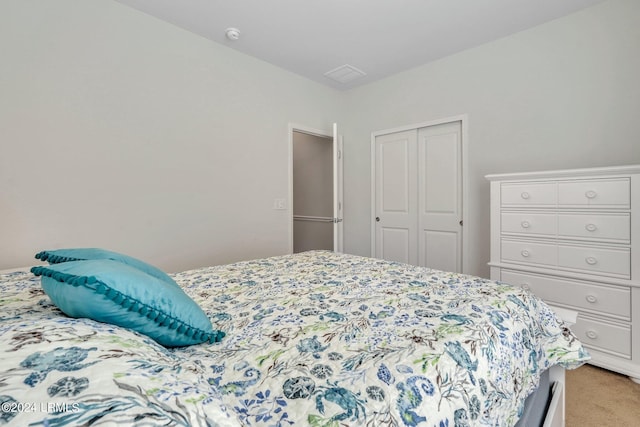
[486,165,640,382]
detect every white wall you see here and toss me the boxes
[0,0,342,271]
[341,0,640,277]
[2,0,637,277]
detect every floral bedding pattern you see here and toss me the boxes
[0,251,589,426]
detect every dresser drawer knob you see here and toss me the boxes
[585,294,598,304]
[585,190,597,199]
[521,250,530,258]
[521,221,531,229]
[521,283,531,291]
[585,256,598,265]
[585,330,598,340]
[521,192,530,200]
[585,223,598,232]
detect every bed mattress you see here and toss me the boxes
[0,251,588,426]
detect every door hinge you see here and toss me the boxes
[459,220,463,226]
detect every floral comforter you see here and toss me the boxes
[0,251,589,426]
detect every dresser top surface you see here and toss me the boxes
[485,165,640,181]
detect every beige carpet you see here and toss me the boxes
[566,364,640,426]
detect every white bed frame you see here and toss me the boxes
[542,306,578,427]
[544,365,566,427]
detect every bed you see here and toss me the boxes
[0,250,589,426]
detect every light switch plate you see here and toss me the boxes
[273,198,286,210]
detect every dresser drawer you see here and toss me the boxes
[558,244,630,278]
[501,240,557,267]
[558,213,630,243]
[501,182,556,206]
[558,178,630,208]
[500,270,630,318]
[501,212,557,237]
[572,315,631,358]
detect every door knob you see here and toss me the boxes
[375,217,380,222]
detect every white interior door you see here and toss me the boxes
[333,123,344,252]
[374,130,418,264]
[417,122,462,271]
[373,119,463,271]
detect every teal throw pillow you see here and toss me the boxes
[31,260,225,347]
[35,248,177,287]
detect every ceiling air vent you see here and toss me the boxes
[324,64,367,84]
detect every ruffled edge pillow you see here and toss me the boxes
[35,248,178,287]
[31,259,225,347]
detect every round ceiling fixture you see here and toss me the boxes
[225,28,241,41]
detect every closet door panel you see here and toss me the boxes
[422,230,458,272]
[380,228,411,264]
[418,122,462,272]
[374,130,418,265]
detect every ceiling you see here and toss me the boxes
[114,0,605,91]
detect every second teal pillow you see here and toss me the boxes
[35,248,177,287]
[31,260,225,347]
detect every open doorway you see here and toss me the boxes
[289,125,343,253]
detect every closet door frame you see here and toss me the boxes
[370,114,469,273]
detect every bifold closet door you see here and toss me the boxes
[374,121,462,272]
